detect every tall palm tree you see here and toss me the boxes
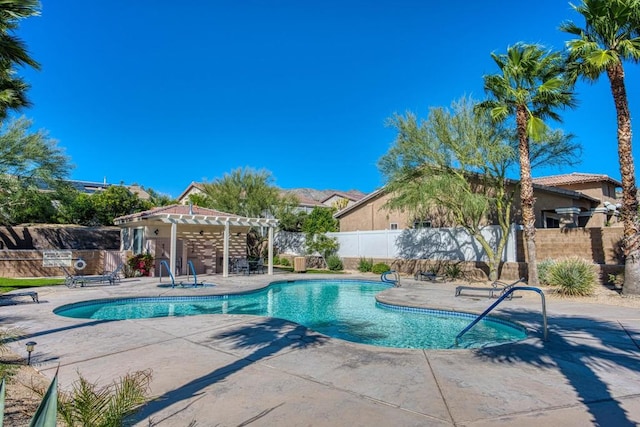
[0,0,40,119]
[479,43,576,286]
[561,0,640,295]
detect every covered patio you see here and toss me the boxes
[114,204,279,277]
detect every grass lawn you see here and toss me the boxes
[0,277,65,293]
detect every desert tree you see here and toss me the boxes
[201,167,296,257]
[0,117,72,224]
[379,97,579,280]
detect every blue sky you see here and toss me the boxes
[15,0,640,198]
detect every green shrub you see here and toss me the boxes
[546,257,597,296]
[327,255,344,271]
[280,257,291,267]
[273,256,281,265]
[357,257,374,272]
[444,263,463,280]
[537,258,556,286]
[608,272,624,287]
[371,262,390,275]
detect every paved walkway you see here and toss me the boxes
[3,272,640,426]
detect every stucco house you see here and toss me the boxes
[177,182,205,204]
[321,191,365,210]
[36,178,151,199]
[176,182,365,214]
[335,172,622,232]
[531,173,621,228]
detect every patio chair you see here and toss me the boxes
[249,259,266,274]
[455,277,526,299]
[102,262,125,284]
[62,262,124,288]
[234,258,250,275]
[61,266,81,288]
[0,291,39,304]
[414,270,446,282]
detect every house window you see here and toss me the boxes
[545,217,560,228]
[413,220,432,229]
[390,223,398,230]
[132,228,144,254]
[577,216,589,227]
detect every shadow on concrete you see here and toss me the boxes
[0,317,114,365]
[472,308,640,426]
[131,317,328,425]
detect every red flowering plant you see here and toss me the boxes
[127,253,154,277]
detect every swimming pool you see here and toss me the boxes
[54,279,527,349]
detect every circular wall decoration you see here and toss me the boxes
[74,259,87,270]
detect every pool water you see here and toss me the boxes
[54,279,527,349]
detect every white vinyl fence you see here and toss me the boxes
[276,226,517,262]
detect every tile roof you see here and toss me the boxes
[532,173,622,187]
[320,191,366,203]
[295,195,326,207]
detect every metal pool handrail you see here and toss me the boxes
[381,270,400,286]
[159,260,176,287]
[455,286,547,345]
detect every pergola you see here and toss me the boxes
[113,205,279,277]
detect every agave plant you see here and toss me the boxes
[30,368,59,427]
[0,377,5,427]
[546,257,597,296]
[0,368,59,427]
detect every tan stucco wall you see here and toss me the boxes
[553,181,618,202]
[178,186,205,204]
[339,192,413,232]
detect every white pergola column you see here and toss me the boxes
[169,222,177,277]
[223,221,230,277]
[268,226,274,275]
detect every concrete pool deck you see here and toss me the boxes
[2,272,640,426]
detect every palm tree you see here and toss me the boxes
[0,0,40,119]
[561,0,640,295]
[479,43,576,286]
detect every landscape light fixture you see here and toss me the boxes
[25,341,37,365]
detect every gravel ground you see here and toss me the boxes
[1,353,53,426]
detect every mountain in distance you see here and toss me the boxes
[282,188,367,203]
